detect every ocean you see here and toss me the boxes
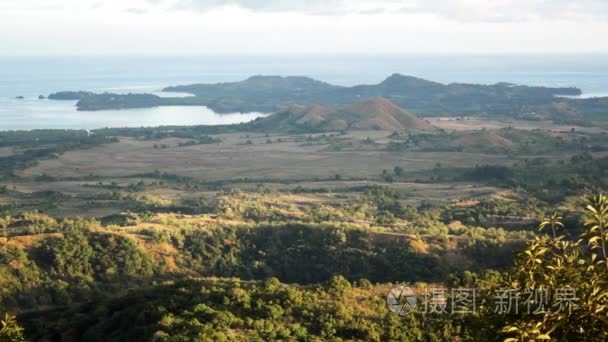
[1,55,608,131]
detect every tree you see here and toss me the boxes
[584,194,608,269]
[0,313,25,342]
[539,212,563,238]
[498,195,608,341]
[0,216,12,247]
[393,166,404,177]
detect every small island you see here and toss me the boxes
[47,91,95,100]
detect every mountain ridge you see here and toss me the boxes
[46,73,601,124]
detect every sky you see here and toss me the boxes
[1,0,607,56]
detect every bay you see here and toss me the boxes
[1,55,607,131]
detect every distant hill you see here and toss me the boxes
[163,73,582,116]
[162,75,344,113]
[47,73,607,125]
[165,75,339,103]
[251,98,437,132]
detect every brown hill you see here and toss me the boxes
[256,98,437,132]
[452,131,515,149]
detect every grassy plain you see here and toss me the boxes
[427,116,607,132]
[1,120,603,218]
[0,147,14,158]
[20,131,528,181]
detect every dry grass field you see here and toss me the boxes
[20,131,515,181]
[426,116,607,133]
[0,175,500,218]
[0,129,518,217]
[0,147,14,157]
[6,123,603,218]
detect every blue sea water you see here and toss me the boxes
[1,55,607,131]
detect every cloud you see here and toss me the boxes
[157,0,608,22]
[3,1,606,22]
[398,0,608,22]
[2,0,607,56]
[169,0,346,15]
[124,7,148,14]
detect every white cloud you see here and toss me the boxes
[0,0,607,55]
[3,0,607,21]
[164,0,608,22]
[404,0,608,22]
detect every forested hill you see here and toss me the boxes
[48,74,605,123]
[164,73,583,116]
[164,75,341,106]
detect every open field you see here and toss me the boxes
[4,123,603,219]
[2,127,508,217]
[0,147,14,157]
[20,131,527,181]
[0,178,501,217]
[426,116,608,133]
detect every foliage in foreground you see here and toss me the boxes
[1,195,607,341]
[0,313,25,342]
[21,276,462,342]
[494,195,608,341]
[455,195,608,341]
